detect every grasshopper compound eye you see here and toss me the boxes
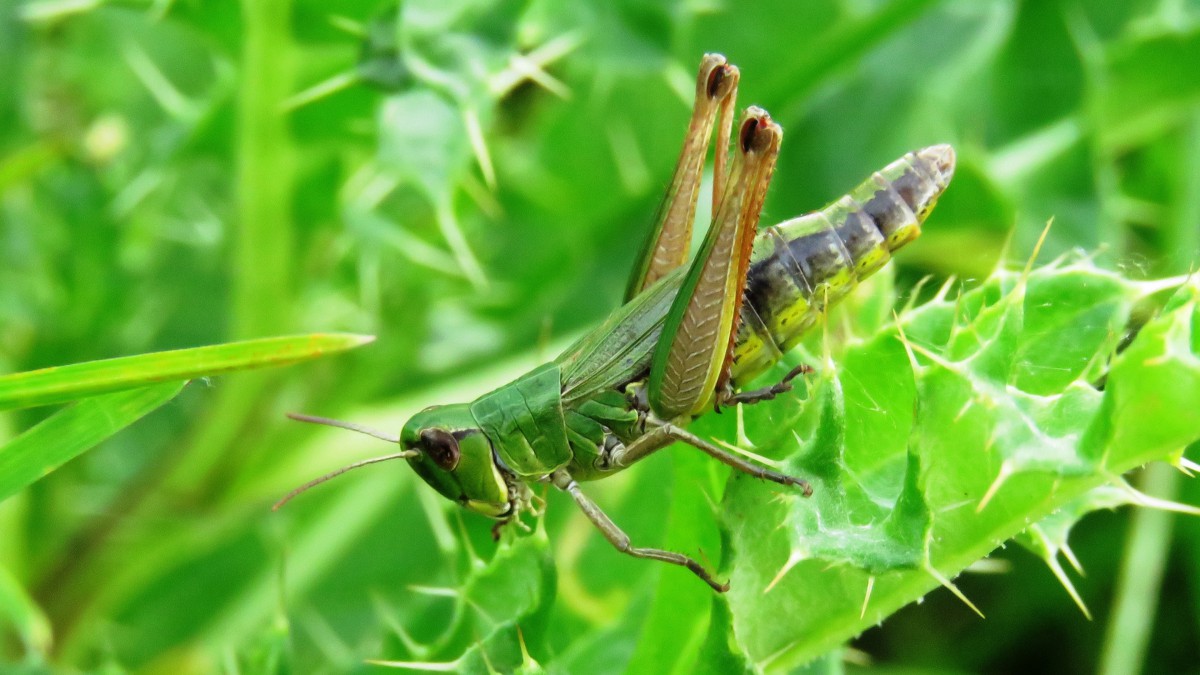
[419,428,461,471]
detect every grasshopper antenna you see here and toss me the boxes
[274,413,418,511]
[272,451,418,511]
[287,412,401,443]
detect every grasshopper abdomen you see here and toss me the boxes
[731,145,955,384]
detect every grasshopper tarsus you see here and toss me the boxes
[792,477,815,498]
[683,560,730,593]
[722,362,814,408]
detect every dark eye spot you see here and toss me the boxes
[420,428,460,470]
[740,118,759,153]
[707,66,727,98]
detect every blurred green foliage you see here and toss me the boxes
[2,0,1200,673]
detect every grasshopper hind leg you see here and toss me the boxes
[648,109,784,420]
[625,54,739,301]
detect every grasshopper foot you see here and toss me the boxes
[723,363,814,408]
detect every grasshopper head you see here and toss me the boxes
[399,404,512,518]
[277,406,511,519]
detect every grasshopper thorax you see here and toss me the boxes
[400,404,513,519]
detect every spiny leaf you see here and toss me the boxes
[717,257,1200,670]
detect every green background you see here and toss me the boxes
[2,0,1199,672]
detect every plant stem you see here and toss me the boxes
[1098,462,1178,675]
[234,0,295,338]
[168,0,300,489]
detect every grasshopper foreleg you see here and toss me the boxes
[552,470,729,592]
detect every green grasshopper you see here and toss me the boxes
[279,54,955,591]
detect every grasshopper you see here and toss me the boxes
[279,54,955,591]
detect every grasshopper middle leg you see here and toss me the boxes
[552,470,729,592]
[721,363,814,408]
[606,423,812,495]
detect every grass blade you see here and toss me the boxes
[0,334,374,411]
[0,381,187,503]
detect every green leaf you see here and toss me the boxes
[0,334,373,411]
[0,382,185,503]
[719,259,1200,670]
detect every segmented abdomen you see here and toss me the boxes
[730,145,955,385]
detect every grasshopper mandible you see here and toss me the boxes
[279,54,955,592]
